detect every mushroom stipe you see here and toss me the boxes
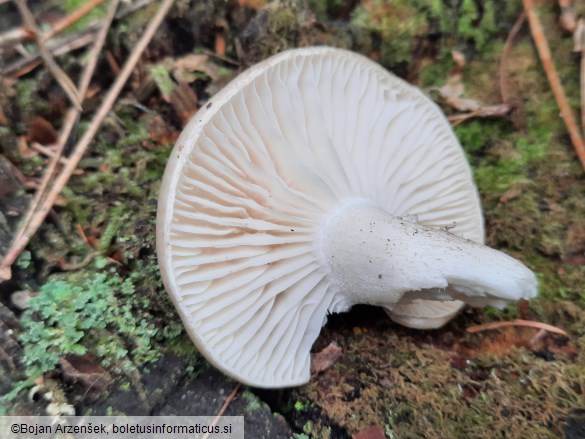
[157,47,537,388]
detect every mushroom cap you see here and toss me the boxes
[157,47,484,387]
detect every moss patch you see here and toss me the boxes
[289,314,584,438]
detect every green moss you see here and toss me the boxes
[350,0,436,69]
[242,390,263,414]
[454,117,548,198]
[18,270,162,380]
[150,65,175,98]
[418,52,454,87]
[350,0,506,74]
[296,328,585,438]
[307,0,347,21]
[456,0,497,50]
[98,205,125,252]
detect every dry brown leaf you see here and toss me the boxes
[27,116,58,145]
[168,54,220,83]
[144,113,179,144]
[170,81,199,127]
[60,355,112,391]
[311,341,342,374]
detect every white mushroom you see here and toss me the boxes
[157,47,537,388]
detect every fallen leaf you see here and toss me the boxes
[27,116,58,145]
[453,325,576,361]
[169,81,199,127]
[144,113,179,144]
[439,73,482,112]
[168,54,220,83]
[60,355,112,391]
[311,341,342,374]
[436,50,512,122]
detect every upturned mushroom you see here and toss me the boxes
[157,47,537,388]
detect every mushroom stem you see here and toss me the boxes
[320,200,537,310]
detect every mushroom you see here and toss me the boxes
[157,47,537,388]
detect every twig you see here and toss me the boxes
[447,104,513,127]
[575,19,585,138]
[466,319,568,336]
[499,12,526,104]
[0,27,34,47]
[5,31,96,77]
[201,48,241,67]
[29,143,70,165]
[201,383,241,439]
[0,0,104,50]
[75,223,90,246]
[13,0,82,110]
[41,0,106,42]
[105,51,121,75]
[0,105,7,126]
[14,0,121,246]
[523,0,585,170]
[0,0,175,281]
[2,0,157,77]
[558,0,576,33]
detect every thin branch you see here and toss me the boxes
[41,0,106,42]
[0,105,7,126]
[201,383,241,439]
[558,0,576,33]
[201,48,241,67]
[0,0,175,281]
[0,26,34,48]
[499,12,526,104]
[1,0,157,77]
[466,319,568,336]
[13,0,82,110]
[4,31,96,77]
[29,143,70,165]
[0,0,104,49]
[448,104,513,127]
[575,19,585,137]
[523,0,585,170]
